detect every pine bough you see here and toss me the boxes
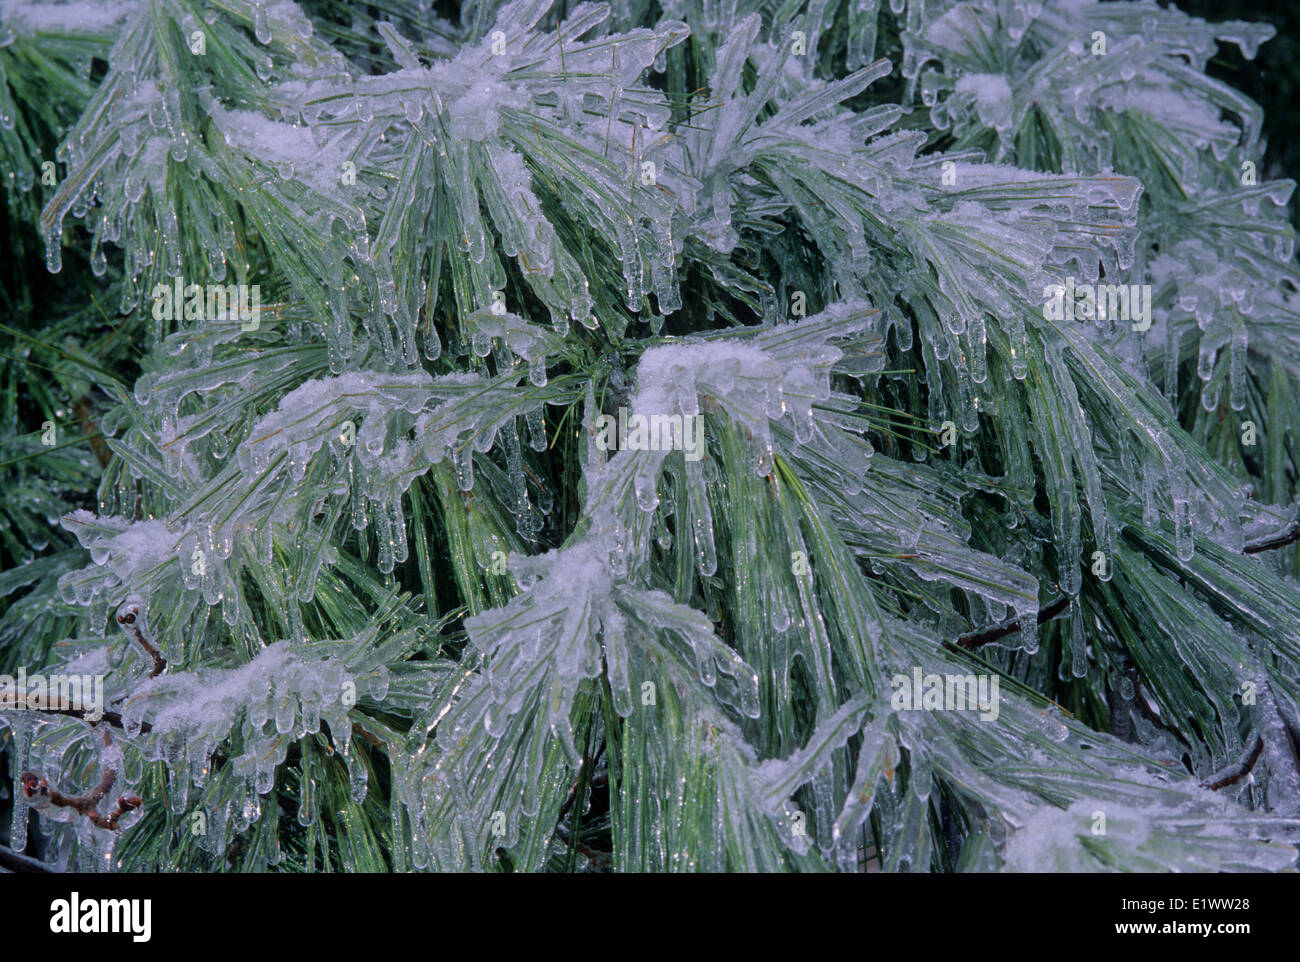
[2,0,1299,872]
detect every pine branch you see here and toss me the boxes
[953,596,1070,650]
[1244,523,1300,554]
[20,729,142,831]
[116,601,166,679]
[4,0,1300,875]
[0,844,53,874]
[1202,736,1266,791]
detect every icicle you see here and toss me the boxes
[685,458,717,577]
[525,406,548,452]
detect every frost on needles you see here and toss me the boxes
[3,0,1300,873]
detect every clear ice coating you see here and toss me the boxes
[116,641,369,806]
[6,0,1300,874]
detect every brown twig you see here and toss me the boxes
[116,600,165,678]
[27,600,164,732]
[954,596,1071,650]
[351,721,383,748]
[1244,523,1300,554]
[1202,735,1266,791]
[553,823,603,863]
[72,398,111,468]
[0,843,53,873]
[19,728,142,831]
[6,600,163,733]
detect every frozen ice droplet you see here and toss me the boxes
[254,3,272,43]
[528,355,548,387]
[44,226,63,274]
